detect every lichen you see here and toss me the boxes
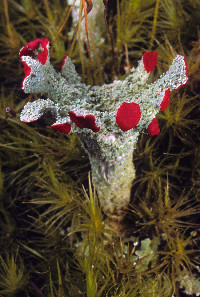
[19,38,188,216]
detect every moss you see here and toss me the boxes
[0,0,200,296]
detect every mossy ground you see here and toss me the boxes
[0,0,200,296]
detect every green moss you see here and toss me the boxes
[0,253,27,296]
[0,0,200,296]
